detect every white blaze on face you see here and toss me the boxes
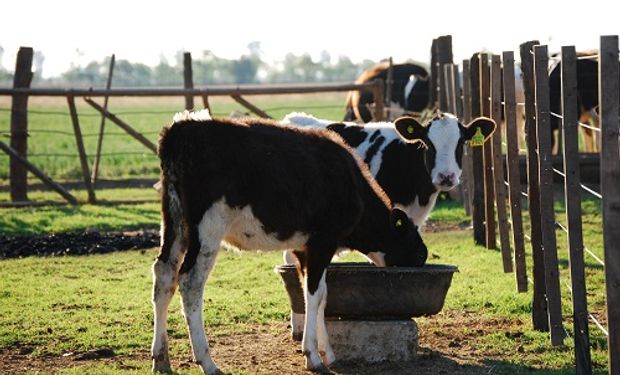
[426,114,463,190]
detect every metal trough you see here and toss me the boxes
[275,262,458,320]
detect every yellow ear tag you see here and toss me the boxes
[396,219,403,227]
[471,127,485,147]
[407,125,414,134]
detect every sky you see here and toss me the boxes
[1,0,619,78]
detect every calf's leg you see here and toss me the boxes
[178,223,224,375]
[152,230,185,372]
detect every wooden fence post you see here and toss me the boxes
[490,55,513,272]
[480,53,497,249]
[437,36,453,111]
[385,57,394,119]
[520,40,549,332]
[373,79,385,121]
[560,45,592,374]
[183,52,194,110]
[470,54,485,245]
[462,60,474,217]
[599,34,620,375]
[92,54,115,186]
[10,47,33,202]
[533,44,563,346]
[67,95,96,204]
[502,51,528,292]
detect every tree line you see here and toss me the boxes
[0,43,380,87]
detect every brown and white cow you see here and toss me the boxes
[151,112,428,374]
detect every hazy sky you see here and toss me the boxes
[2,0,619,78]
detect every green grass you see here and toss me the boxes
[0,94,349,185]
[0,229,610,374]
[0,188,160,235]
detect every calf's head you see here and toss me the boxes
[394,114,496,191]
[382,208,428,267]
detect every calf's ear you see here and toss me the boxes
[394,116,427,142]
[390,208,412,232]
[463,117,496,143]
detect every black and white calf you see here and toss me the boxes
[344,62,430,122]
[283,112,496,227]
[282,112,495,339]
[152,114,428,374]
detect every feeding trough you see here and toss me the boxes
[275,262,458,363]
[275,262,458,320]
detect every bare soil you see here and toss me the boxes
[0,311,530,375]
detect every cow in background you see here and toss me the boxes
[344,62,430,123]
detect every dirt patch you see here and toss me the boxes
[0,314,529,375]
[0,229,159,259]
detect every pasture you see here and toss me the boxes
[0,96,611,374]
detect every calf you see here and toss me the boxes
[152,114,428,374]
[282,112,495,339]
[344,62,430,122]
[283,112,496,227]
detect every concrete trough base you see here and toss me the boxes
[326,319,418,363]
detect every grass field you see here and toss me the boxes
[0,97,611,374]
[0,93,349,185]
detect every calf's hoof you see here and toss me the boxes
[320,350,336,367]
[152,358,172,374]
[305,352,331,373]
[292,330,303,342]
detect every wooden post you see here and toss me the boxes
[560,46,592,374]
[84,98,157,153]
[10,47,33,201]
[201,95,211,111]
[599,35,620,375]
[520,40,549,332]
[480,53,497,249]
[385,57,394,115]
[373,79,385,121]
[502,51,528,293]
[91,54,115,186]
[470,54,485,245]
[462,60,474,216]
[438,63,448,112]
[490,55,513,272]
[444,64,455,113]
[437,36,453,111]
[452,64,463,118]
[67,95,96,204]
[230,95,273,119]
[183,52,194,110]
[430,38,438,108]
[534,45,563,346]
[0,141,77,205]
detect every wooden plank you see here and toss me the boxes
[452,64,463,118]
[201,95,211,111]
[599,35,620,375]
[10,47,33,201]
[490,55,513,272]
[372,79,385,121]
[520,40,548,331]
[230,94,273,119]
[0,140,77,205]
[533,45,563,346]
[480,53,497,249]
[438,63,448,112]
[502,51,528,292]
[84,98,157,153]
[436,35,453,111]
[67,95,96,204]
[429,38,438,108]
[461,60,474,217]
[444,64,455,113]
[470,54,485,245]
[385,57,393,119]
[92,54,115,186]
[0,81,378,97]
[560,46,592,375]
[183,52,194,110]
